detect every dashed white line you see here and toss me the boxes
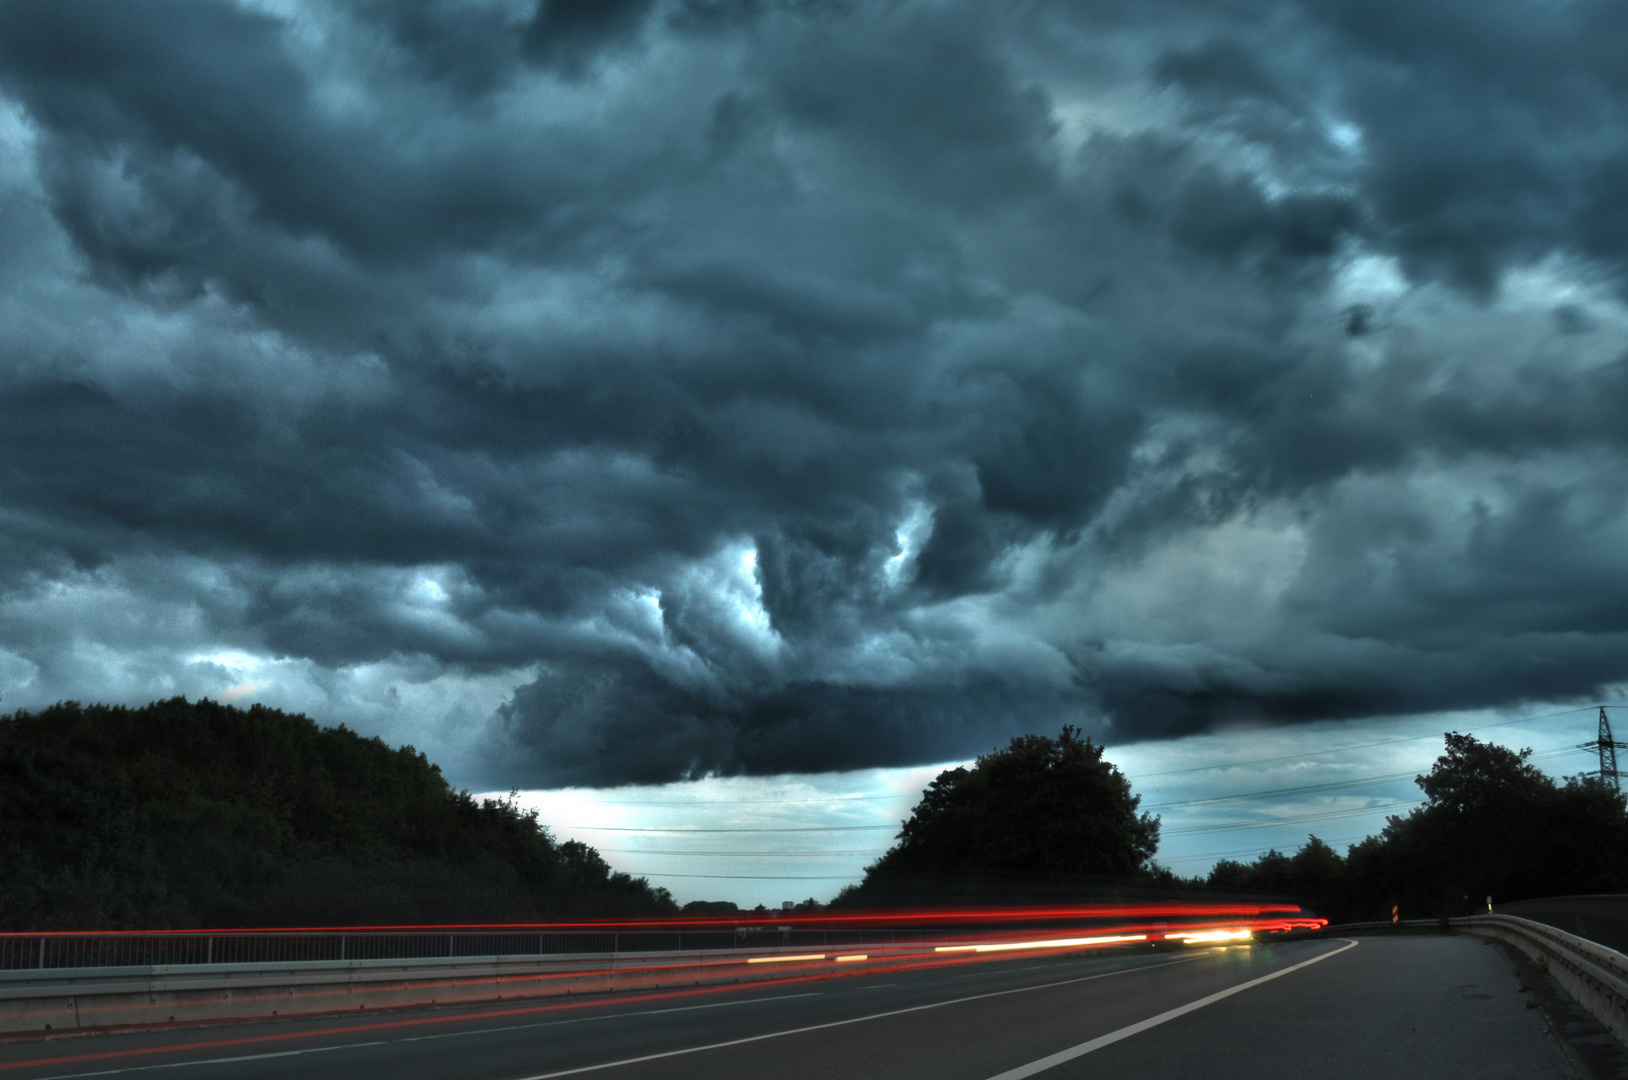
[25,992,828,1079]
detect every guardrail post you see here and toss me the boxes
[340,935,347,962]
[37,936,44,970]
[207,936,213,965]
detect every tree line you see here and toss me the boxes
[1206,733,1628,922]
[0,698,676,930]
[838,727,1628,920]
[6,698,1622,929]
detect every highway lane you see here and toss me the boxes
[0,936,1576,1080]
[994,935,1571,1080]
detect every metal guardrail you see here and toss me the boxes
[1455,913,1628,1043]
[0,912,1318,1034]
[0,941,845,1001]
[0,928,945,973]
[0,929,1202,1034]
[0,939,923,1035]
[1319,919,1439,933]
[1,910,1321,975]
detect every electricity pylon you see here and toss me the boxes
[1582,706,1628,790]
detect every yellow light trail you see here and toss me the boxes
[935,934,1148,954]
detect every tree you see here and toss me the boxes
[0,698,677,929]
[1393,732,1552,914]
[844,728,1159,901]
[1207,837,1345,920]
[1300,733,1628,921]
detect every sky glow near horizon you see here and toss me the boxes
[2,0,1628,904]
[503,703,1605,907]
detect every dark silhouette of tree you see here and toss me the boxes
[0,698,676,930]
[1208,836,1344,917]
[1208,733,1628,922]
[681,900,740,915]
[838,727,1159,903]
[1384,733,1552,914]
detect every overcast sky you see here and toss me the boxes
[2,0,1626,903]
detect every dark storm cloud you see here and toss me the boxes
[1,0,1627,785]
[1321,0,1628,292]
[522,0,662,76]
[494,646,1082,786]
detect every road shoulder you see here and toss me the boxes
[1493,937,1628,1080]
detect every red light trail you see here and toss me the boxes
[0,902,1319,938]
[0,901,1324,1061]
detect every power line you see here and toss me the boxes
[514,707,1610,826]
[1142,744,1583,811]
[1161,800,1421,836]
[1124,706,1599,781]
[561,824,895,833]
[568,744,1580,838]
[592,801,1416,855]
[604,743,1574,872]
[1143,770,1421,810]
[597,793,1428,859]
[560,709,1601,874]
[541,794,904,808]
[1150,741,1587,864]
[550,749,1575,830]
[597,849,876,857]
[538,708,1601,818]
[550,712,1596,810]
[631,872,860,881]
[1156,834,1375,864]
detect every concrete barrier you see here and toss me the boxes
[1454,913,1628,1043]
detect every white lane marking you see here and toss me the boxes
[982,939,1361,1079]
[28,1044,391,1080]
[399,992,826,1044]
[852,983,897,991]
[514,954,1204,1079]
[28,993,828,1079]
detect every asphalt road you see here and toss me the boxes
[0,936,1576,1080]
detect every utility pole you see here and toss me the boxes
[1582,706,1628,790]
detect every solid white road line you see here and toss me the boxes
[517,954,1204,1079]
[32,993,830,1080]
[982,939,1361,1079]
